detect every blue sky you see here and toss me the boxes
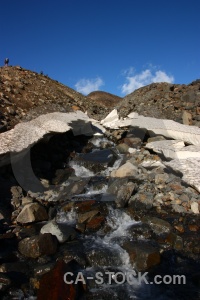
[1,0,199,96]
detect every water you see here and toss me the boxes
[57,136,197,299]
[4,134,198,300]
[68,161,95,177]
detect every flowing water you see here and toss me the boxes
[2,135,199,300]
[52,136,196,299]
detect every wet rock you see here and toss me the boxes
[141,216,172,238]
[74,200,96,213]
[40,220,77,243]
[37,260,85,300]
[165,233,183,250]
[51,167,74,185]
[110,161,138,178]
[61,241,87,267]
[78,210,100,223]
[86,247,122,267]
[16,202,48,224]
[107,178,136,208]
[79,149,115,164]
[34,262,56,277]
[126,222,153,239]
[122,240,160,271]
[54,178,90,202]
[86,216,105,231]
[18,233,57,258]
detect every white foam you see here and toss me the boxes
[69,161,94,177]
[56,208,77,225]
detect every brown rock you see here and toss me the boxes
[174,224,185,233]
[182,110,192,125]
[122,137,142,148]
[78,210,99,224]
[188,224,199,232]
[75,200,96,213]
[169,184,183,194]
[196,107,200,114]
[86,216,105,231]
[122,241,160,271]
[18,233,57,258]
[37,260,85,300]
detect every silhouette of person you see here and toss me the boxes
[4,58,9,66]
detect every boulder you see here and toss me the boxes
[16,202,48,224]
[121,240,160,271]
[86,247,122,267]
[107,178,136,207]
[110,161,138,178]
[18,233,57,258]
[141,216,172,237]
[37,260,84,300]
[40,220,77,243]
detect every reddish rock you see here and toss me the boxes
[78,210,99,224]
[86,216,105,231]
[75,200,96,213]
[37,260,85,300]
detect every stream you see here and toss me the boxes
[0,132,199,300]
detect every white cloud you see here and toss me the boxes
[75,77,104,95]
[122,67,135,76]
[121,68,174,95]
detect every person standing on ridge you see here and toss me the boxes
[4,58,9,66]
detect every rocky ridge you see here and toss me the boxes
[117,81,200,126]
[0,66,110,131]
[87,90,122,108]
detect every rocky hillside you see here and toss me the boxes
[1,66,200,132]
[117,81,200,126]
[0,66,109,131]
[87,90,122,108]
